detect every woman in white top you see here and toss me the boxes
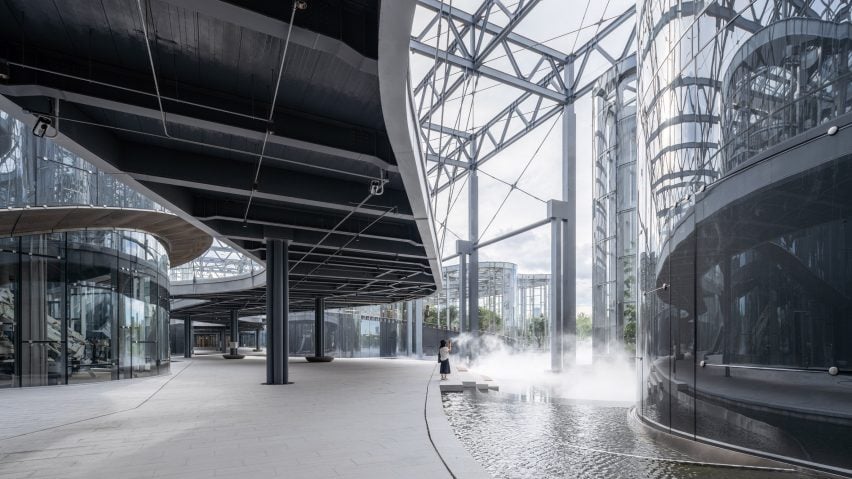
[438,339,452,380]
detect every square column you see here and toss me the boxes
[561,61,577,366]
[266,239,290,385]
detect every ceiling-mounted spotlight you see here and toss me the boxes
[295,1,308,10]
[32,116,52,138]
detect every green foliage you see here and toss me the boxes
[478,306,502,332]
[576,312,592,340]
[424,304,458,328]
[623,320,636,345]
[527,314,547,348]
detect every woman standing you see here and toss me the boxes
[438,339,452,380]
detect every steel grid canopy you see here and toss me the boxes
[0,0,440,312]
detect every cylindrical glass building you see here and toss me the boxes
[636,1,852,474]
[0,110,207,387]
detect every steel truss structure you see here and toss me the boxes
[409,0,637,368]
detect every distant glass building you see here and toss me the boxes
[592,62,638,358]
[636,0,852,474]
[517,274,550,348]
[426,262,549,346]
[0,110,207,387]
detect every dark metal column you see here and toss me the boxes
[314,297,325,357]
[415,299,423,358]
[230,309,239,348]
[266,238,290,385]
[183,318,193,358]
[255,327,262,351]
[406,300,413,356]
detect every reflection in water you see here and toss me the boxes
[442,391,826,479]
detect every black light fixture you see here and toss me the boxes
[32,116,52,138]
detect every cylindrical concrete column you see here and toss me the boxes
[266,238,290,385]
[183,318,193,358]
[314,297,325,357]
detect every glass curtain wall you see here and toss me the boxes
[517,274,550,349]
[0,110,164,210]
[593,65,638,359]
[0,107,173,388]
[637,0,852,473]
[0,231,170,388]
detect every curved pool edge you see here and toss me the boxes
[631,408,851,478]
[427,378,492,479]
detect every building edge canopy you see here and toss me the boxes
[377,0,443,291]
[0,207,211,267]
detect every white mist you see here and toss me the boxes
[448,333,636,403]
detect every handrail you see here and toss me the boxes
[699,361,842,376]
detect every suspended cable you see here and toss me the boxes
[289,202,397,292]
[477,168,545,203]
[478,110,562,242]
[242,0,304,224]
[287,191,375,274]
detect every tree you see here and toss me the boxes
[528,314,547,348]
[478,306,502,332]
[576,312,592,340]
[424,304,458,329]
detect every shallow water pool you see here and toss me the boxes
[441,390,829,479]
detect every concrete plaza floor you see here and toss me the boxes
[0,355,487,479]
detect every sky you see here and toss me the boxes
[410,0,635,314]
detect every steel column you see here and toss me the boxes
[183,318,193,358]
[266,238,290,385]
[230,309,239,348]
[314,297,325,357]
[406,300,413,356]
[459,250,467,333]
[562,62,577,366]
[550,216,563,371]
[255,327,262,351]
[468,167,479,337]
[415,299,424,358]
[445,267,451,330]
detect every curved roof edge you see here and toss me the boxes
[377,0,444,291]
[171,268,266,297]
[0,207,211,267]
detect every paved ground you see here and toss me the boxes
[0,355,483,479]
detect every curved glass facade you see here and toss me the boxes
[0,231,171,387]
[593,65,638,358]
[0,111,164,211]
[637,1,852,474]
[0,110,173,387]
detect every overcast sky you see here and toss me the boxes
[411,0,635,314]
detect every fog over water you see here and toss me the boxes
[449,333,635,403]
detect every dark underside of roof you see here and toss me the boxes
[0,0,436,314]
